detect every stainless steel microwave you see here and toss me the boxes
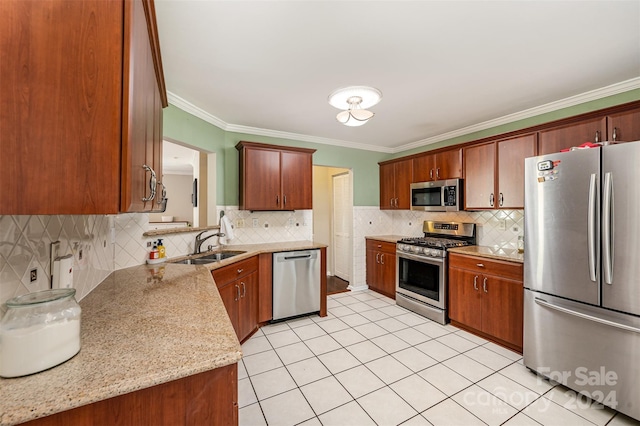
[410,179,462,212]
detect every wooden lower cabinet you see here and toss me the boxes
[366,239,396,298]
[213,257,259,343]
[23,364,238,426]
[448,253,523,353]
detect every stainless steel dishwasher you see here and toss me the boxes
[272,249,321,321]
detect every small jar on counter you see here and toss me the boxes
[0,288,81,378]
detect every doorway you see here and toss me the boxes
[312,166,352,295]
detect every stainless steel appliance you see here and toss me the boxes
[410,179,462,212]
[524,141,640,421]
[272,250,321,321]
[396,221,476,324]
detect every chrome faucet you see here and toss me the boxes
[193,231,225,255]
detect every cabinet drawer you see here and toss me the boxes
[212,256,258,287]
[449,253,522,281]
[366,239,396,254]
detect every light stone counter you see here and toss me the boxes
[448,245,524,263]
[0,240,327,425]
[0,264,241,425]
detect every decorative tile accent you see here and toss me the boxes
[0,215,112,305]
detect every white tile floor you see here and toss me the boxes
[238,290,638,426]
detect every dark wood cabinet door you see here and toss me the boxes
[538,116,606,155]
[412,154,436,182]
[448,267,482,330]
[497,134,536,209]
[379,252,396,298]
[241,147,281,210]
[121,0,165,213]
[218,282,240,338]
[0,0,123,214]
[238,271,258,342]
[464,143,496,209]
[435,149,462,180]
[379,163,396,209]
[608,108,640,142]
[281,150,313,210]
[366,248,379,290]
[481,275,523,349]
[394,159,413,209]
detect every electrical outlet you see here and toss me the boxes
[30,269,37,282]
[498,219,507,230]
[288,218,295,227]
[50,241,60,279]
[252,218,259,228]
[236,219,245,228]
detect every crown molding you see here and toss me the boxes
[168,77,640,155]
[167,91,393,153]
[395,77,640,153]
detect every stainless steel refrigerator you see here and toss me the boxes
[524,141,640,421]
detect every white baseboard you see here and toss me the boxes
[347,284,368,292]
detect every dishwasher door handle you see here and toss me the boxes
[284,254,312,260]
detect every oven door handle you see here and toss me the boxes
[396,251,445,264]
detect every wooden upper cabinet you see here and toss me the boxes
[379,159,412,210]
[464,143,496,209]
[412,148,461,182]
[608,108,640,143]
[0,0,167,215]
[538,116,606,155]
[121,0,167,213]
[497,134,536,209]
[237,141,315,211]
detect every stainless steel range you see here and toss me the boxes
[396,221,476,324]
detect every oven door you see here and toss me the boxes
[396,251,446,309]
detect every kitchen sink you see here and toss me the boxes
[172,250,247,265]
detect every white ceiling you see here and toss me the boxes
[163,140,198,175]
[155,1,640,153]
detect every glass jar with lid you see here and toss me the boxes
[0,288,81,378]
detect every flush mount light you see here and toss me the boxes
[328,86,382,127]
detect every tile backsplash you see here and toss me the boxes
[1,206,521,305]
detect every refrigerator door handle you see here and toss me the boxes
[587,173,598,282]
[603,172,614,285]
[534,297,640,334]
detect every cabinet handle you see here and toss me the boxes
[473,275,479,291]
[241,282,246,297]
[235,284,240,301]
[489,193,494,207]
[380,254,385,265]
[237,268,243,274]
[390,198,394,208]
[430,169,434,180]
[377,244,382,248]
[476,263,485,268]
[436,168,441,179]
[376,253,380,263]
[276,195,279,205]
[595,130,600,143]
[142,165,157,202]
[157,182,167,205]
[499,193,504,207]
[395,198,399,207]
[612,127,618,142]
[483,277,488,293]
[284,195,287,206]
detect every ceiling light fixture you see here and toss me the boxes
[328,86,382,127]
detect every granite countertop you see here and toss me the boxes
[0,240,327,425]
[448,245,524,263]
[365,235,407,244]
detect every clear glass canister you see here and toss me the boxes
[0,288,81,378]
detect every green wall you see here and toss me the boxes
[163,89,639,207]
